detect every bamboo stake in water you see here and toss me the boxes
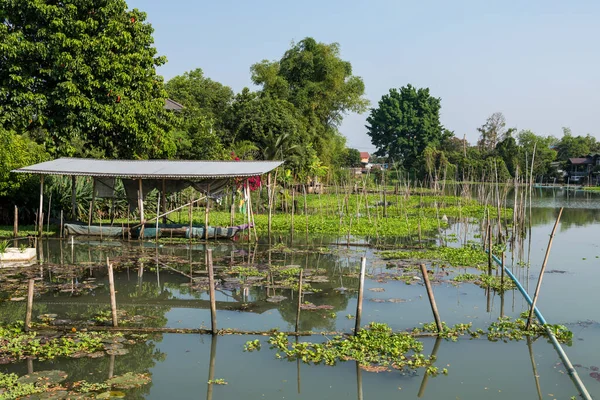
[420,264,443,333]
[207,249,217,334]
[107,257,118,327]
[25,279,35,332]
[354,257,367,334]
[295,269,303,332]
[526,207,563,330]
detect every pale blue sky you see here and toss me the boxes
[128,0,600,152]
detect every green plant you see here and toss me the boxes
[207,379,228,385]
[0,240,9,254]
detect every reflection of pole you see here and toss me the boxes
[420,264,443,333]
[108,354,115,379]
[418,337,442,397]
[355,361,364,400]
[296,336,301,394]
[25,279,34,332]
[527,337,543,400]
[354,257,366,334]
[107,257,118,327]
[295,270,303,333]
[207,249,217,334]
[206,334,217,400]
[526,207,563,330]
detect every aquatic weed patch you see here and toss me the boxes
[260,323,437,373]
[381,245,488,269]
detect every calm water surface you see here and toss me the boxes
[1,188,598,399]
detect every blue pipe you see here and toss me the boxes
[488,251,592,400]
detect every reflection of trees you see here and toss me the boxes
[527,207,600,231]
[8,338,166,400]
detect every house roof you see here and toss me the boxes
[568,157,593,165]
[164,98,184,111]
[12,158,283,179]
[359,152,370,159]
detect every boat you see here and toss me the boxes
[63,222,250,240]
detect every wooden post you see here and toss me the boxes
[161,179,167,224]
[156,192,160,242]
[25,279,34,332]
[107,257,118,327]
[138,179,145,239]
[38,176,44,236]
[420,264,443,333]
[204,186,210,240]
[60,210,63,239]
[71,176,78,221]
[267,173,272,237]
[295,269,303,332]
[500,251,505,318]
[526,207,563,330]
[89,178,96,225]
[207,249,217,334]
[188,192,194,241]
[487,223,493,276]
[354,257,366,334]
[13,205,18,238]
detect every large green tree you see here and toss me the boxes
[0,0,174,158]
[0,128,48,197]
[555,127,598,161]
[366,84,446,170]
[516,130,557,177]
[250,38,368,167]
[225,89,313,171]
[164,69,233,159]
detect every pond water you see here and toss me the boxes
[1,188,599,399]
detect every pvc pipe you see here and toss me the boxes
[490,252,592,400]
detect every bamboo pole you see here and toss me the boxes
[161,179,167,224]
[38,176,44,236]
[420,264,443,333]
[71,175,78,221]
[60,210,63,239]
[156,192,160,242]
[189,192,194,241]
[205,185,210,240]
[354,257,366,334]
[137,180,145,239]
[89,179,96,226]
[25,279,35,332]
[526,207,563,330]
[13,205,18,238]
[295,269,303,333]
[107,257,118,327]
[267,173,272,237]
[207,249,217,334]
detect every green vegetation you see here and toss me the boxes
[381,245,489,269]
[266,322,437,373]
[207,378,228,385]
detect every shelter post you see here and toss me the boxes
[38,176,44,236]
[71,175,78,221]
[138,179,145,239]
[13,205,18,238]
[161,179,167,224]
[205,185,210,240]
[89,178,96,227]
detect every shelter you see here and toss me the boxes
[12,158,283,238]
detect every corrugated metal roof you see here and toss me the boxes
[12,158,283,179]
[164,98,184,111]
[568,157,593,165]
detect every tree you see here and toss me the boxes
[477,112,514,154]
[0,0,174,158]
[0,128,49,197]
[225,89,313,172]
[517,130,557,177]
[495,133,519,176]
[342,148,362,168]
[250,38,368,167]
[555,127,598,161]
[366,85,445,171]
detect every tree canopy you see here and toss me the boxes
[0,0,174,159]
[366,85,447,170]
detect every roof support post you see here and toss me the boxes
[38,175,44,237]
[161,179,167,224]
[138,179,145,239]
[71,176,78,221]
[89,178,97,227]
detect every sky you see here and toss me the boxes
[128,0,600,153]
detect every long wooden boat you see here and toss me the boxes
[63,223,250,240]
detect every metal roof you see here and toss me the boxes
[568,157,593,165]
[12,158,283,179]
[164,98,184,111]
